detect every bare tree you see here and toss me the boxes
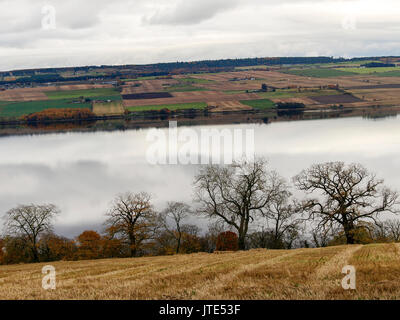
[294,162,399,244]
[247,227,279,249]
[381,219,400,242]
[161,202,191,254]
[105,192,159,257]
[3,204,59,262]
[194,159,283,250]
[311,223,340,248]
[203,220,228,252]
[261,176,301,249]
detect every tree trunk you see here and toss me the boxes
[31,246,39,263]
[129,233,137,257]
[176,235,181,254]
[343,223,355,245]
[238,234,246,250]
[345,232,355,244]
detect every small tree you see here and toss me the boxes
[105,192,160,257]
[261,83,268,92]
[161,202,191,254]
[180,225,203,254]
[39,233,77,262]
[216,231,239,251]
[76,231,103,260]
[3,204,59,262]
[261,175,301,249]
[294,162,399,244]
[384,219,400,242]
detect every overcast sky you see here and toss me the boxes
[1,0,400,71]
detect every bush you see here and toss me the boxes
[216,231,239,251]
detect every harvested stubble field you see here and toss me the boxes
[207,100,253,112]
[1,243,400,300]
[92,101,125,116]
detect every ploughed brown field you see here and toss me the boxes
[311,94,363,104]
[1,243,400,300]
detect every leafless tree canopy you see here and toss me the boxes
[294,162,399,244]
[260,177,301,248]
[105,192,159,257]
[194,158,284,250]
[161,202,191,254]
[3,204,59,262]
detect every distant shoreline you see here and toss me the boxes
[0,105,398,138]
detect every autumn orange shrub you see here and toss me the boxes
[39,234,77,261]
[216,231,239,251]
[76,231,103,260]
[22,108,95,122]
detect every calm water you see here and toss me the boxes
[1,115,400,237]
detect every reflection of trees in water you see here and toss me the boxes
[362,112,398,121]
[25,120,96,131]
[3,107,400,136]
[277,109,304,117]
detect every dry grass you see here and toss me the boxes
[92,101,125,116]
[206,100,253,112]
[1,244,400,300]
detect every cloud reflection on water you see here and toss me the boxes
[1,116,400,237]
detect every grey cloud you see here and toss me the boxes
[143,0,240,25]
[0,0,400,70]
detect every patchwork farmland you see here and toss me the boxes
[1,57,400,120]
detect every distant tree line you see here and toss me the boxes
[361,62,396,68]
[0,56,377,85]
[1,160,399,265]
[276,102,305,109]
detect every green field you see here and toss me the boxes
[281,68,357,78]
[371,70,400,77]
[0,88,122,119]
[45,88,120,100]
[127,102,207,112]
[235,65,269,70]
[224,90,249,94]
[240,99,275,110]
[88,95,122,101]
[0,99,91,118]
[337,67,400,74]
[163,84,207,92]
